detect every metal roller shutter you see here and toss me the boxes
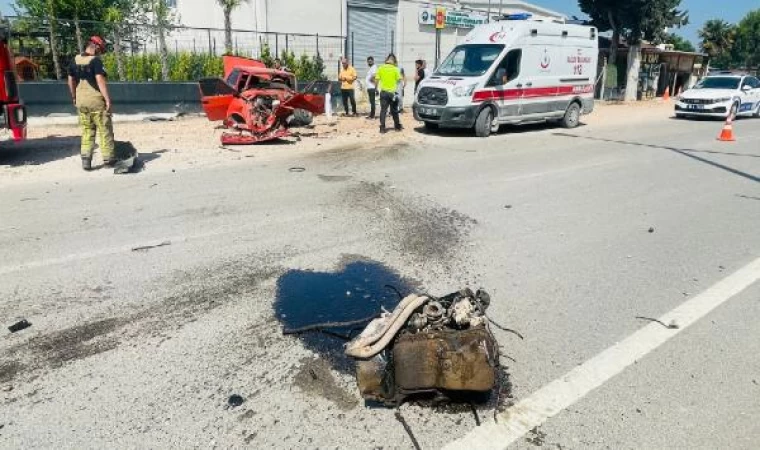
[347,0,398,81]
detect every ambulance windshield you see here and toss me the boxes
[436,44,505,77]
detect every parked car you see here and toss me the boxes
[675,74,760,119]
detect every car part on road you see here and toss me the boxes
[8,319,32,333]
[395,409,423,450]
[346,289,499,406]
[131,241,172,252]
[227,394,245,408]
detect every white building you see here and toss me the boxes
[172,0,566,84]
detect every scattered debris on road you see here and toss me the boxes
[289,167,306,173]
[346,289,499,406]
[131,241,172,253]
[648,227,655,233]
[227,394,245,408]
[394,409,422,450]
[8,319,32,333]
[635,316,680,330]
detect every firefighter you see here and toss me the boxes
[68,36,114,171]
[375,53,402,133]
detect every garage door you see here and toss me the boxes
[347,0,398,80]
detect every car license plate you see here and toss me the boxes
[419,107,441,117]
[688,104,704,110]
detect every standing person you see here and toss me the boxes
[339,57,358,116]
[414,59,426,92]
[397,66,407,114]
[375,53,402,133]
[365,56,378,120]
[67,36,114,171]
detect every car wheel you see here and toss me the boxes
[561,102,581,129]
[424,121,439,130]
[754,102,760,118]
[474,108,494,138]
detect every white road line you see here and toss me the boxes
[445,256,760,450]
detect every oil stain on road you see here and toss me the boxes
[275,255,420,373]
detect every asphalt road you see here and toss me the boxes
[1,111,759,449]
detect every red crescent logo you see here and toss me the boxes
[540,51,551,69]
[489,32,506,43]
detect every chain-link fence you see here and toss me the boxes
[6,16,345,82]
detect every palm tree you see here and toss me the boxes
[699,19,735,66]
[216,0,249,55]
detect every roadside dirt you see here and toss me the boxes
[0,101,673,186]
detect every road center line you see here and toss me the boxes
[445,256,760,450]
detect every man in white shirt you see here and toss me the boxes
[365,56,378,119]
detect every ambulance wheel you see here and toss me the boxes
[561,102,581,129]
[475,108,494,138]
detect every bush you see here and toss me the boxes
[89,50,325,82]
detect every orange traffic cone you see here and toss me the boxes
[663,87,670,101]
[717,116,736,142]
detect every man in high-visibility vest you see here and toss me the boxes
[374,53,402,133]
[67,36,114,171]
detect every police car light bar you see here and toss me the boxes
[502,13,532,21]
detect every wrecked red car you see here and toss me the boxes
[200,56,330,145]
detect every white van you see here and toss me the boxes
[413,14,598,137]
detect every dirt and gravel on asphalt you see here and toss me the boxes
[0,101,674,187]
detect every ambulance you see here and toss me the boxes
[413,14,598,137]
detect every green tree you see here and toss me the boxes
[578,0,624,64]
[698,19,735,68]
[734,10,760,68]
[103,0,135,80]
[259,42,274,67]
[579,0,688,101]
[665,33,695,52]
[14,0,72,79]
[215,0,249,55]
[138,0,174,80]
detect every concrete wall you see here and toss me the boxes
[19,81,345,117]
[19,82,203,117]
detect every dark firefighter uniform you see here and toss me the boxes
[68,40,114,166]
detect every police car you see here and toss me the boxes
[675,73,760,119]
[413,14,598,137]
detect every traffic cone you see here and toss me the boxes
[717,116,736,142]
[663,87,670,101]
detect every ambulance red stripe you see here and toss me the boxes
[472,85,594,102]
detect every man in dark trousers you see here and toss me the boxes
[414,59,426,92]
[375,53,402,133]
[68,36,114,171]
[339,57,358,116]
[365,56,378,119]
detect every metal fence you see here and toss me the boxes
[6,16,346,81]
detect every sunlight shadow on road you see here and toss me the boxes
[553,133,760,184]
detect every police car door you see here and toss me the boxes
[487,49,524,120]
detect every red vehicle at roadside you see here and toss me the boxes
[199,56,329,145]
[0,18,26,141]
